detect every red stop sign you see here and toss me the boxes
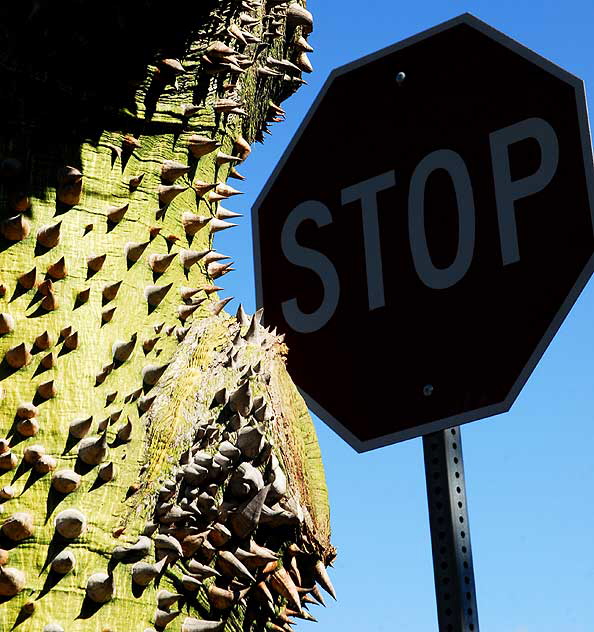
[252,14,594,451]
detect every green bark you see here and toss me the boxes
[0,2,332,630]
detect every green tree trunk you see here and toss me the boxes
[0,2,334,631]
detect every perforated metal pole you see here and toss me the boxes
[423,427,480,632]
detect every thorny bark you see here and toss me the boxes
[0,2,334,631]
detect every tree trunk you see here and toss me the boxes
[0,2,334,631]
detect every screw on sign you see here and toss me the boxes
[253,13,594,453]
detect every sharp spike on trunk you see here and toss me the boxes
[161,160,191,182]
[158,184,188,206]
[101,305,117,323]
[131,561,160,586]
[102,281,122,302]
[128,173,145,190]
[182,212,211,235]
[112,334,137,363]
[215,151,242,166]
[217,550,256,583]
[0,567,26,596]
[210,296,233,316]
[18,267,37,289]
[180,286,200,300]
[188,135,221,159]
[87,253,106,273]
[98,461,115,482]
[234,136,251,161]
[244,313,261,343]
[209,218,237,233]
[40,351,57,369]
[50,549,76,574]
[287,608,317,622]
[34,331,53,350]
[295,34,314,52]
[208,261,234,279]
[216,207,243,220]
[157,589,182,610]
[106,203,129,223]
[180,249,211,269]
[54,508,87,539]
[63,331,79,350]
[207,585,235,610]
[5,343,32,369]
[254,580,276,612]
[181,617,224,632]
[289,556,301,586]
[154,533,183,559]
[56,166,83,205]
[307,585,326,607]
[213,98,242,112]
[177,303,201,322]
[142,363,169,386]
[192,180,218,197]
[138,393,157,413]
[37,379,57,399]
[142,337,159,353]
[148,252,177,273]
[229,485,270,539]
[286,3,313,30]
[215,183,242,197]
[36,221,62,248]
[69,416,93,439]
[296,51,313,73]
[267,56,301,73]
[180,574,202,592]
[313,559,336,599]
[47,256,67,279]
[228,167,245,180]
[159,58,185,74]
[76,287,91,304]
[116,418,133,442]
[181,104,201,117]
[144,283,173,306]
[77,432,108,465]
[125,241,149,262]
[235,304,249,326]
[269,567,303,613]
[51,470,81,494]
[1,214,31,241]
[0,313,15,335]
[206,191,226,203]
[203,251,230,265]
[228,23,248,45]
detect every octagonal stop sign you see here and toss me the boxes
[252,13,594,452]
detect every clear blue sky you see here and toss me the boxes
[214,2,594,630]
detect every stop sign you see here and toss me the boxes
[252,13,594,452]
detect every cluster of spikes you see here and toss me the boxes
[0,306,336,631]
[0,153,239,415]
[195,0,314,143]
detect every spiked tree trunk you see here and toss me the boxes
[0,2,334,631]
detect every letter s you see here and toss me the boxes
[281,200,340,333]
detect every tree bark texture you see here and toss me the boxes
[0,2,333,631]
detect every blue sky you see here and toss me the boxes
[214,2,594,630]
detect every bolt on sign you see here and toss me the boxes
[252,14,594,452]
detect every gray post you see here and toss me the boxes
[422,427,480,632]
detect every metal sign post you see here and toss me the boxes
[423,427,479,631]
